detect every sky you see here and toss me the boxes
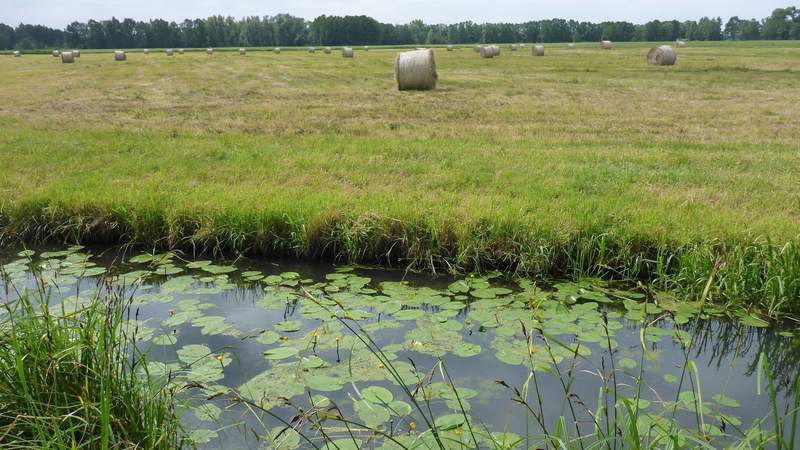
[0,0,790,28]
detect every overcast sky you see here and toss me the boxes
[0,0,789,28]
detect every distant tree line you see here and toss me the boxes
[1,6,798,50]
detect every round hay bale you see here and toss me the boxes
[52,50,60,57]
[342,47,354,58]
[61,51,74,63]
[178,48,185,54]
[363,46,369,51]
[567,43,575,48]
[473,45,481,53]
[73,50,81,57]
[647,45,676,66]
[676,40,687,48]
[143,48,149,55]
[324,47,332,54]
[114,50,126,61]
[395,49,437,91]
[532,45,544,56]
[13,51,20,57]
[600,40,613,49]
[479,46,494,59]
[206,48,213,55]
[273,47,281,54]
[446,45,454,51]
[166,48,174,56]
[491,45,501,57]
[308,47,316,53]
[239,48,247,55]
[511,44,519,51]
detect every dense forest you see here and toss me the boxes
[0,6,798,50]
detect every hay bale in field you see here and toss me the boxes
[143,49,149,55]
[342,47,354,58]
[114,50,126,61]
[474,45,481,53]
[239,48,247,55]
[273,47,281,54]
[61,51,74,63]
[308,47,316,53]
[511,44,519,51]
[491,45,501,56]
[532,45,545,56]
[479,46,494,58]
[324,47,331,54]
[166,48,174,56]
[447,45,454,51]
[206,48,213,55]
[647,45,676,66]
[600,40,613,49]
[73,50,81,57]
[13,51,20,57]
[567,43,575,48]
[52,50,60,57]
[676,40,687,48]
[178,48,185,54]
[395,48,437,91]
[363,46,369,51]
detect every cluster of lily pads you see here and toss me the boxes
[0,247,777,448]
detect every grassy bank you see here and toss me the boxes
[1,42,799,313]
[0,281,182,448]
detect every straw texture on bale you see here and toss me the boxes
[473,45,481,53]
[166,49,174,56]
[532,45,545,56]
[308,47,316,53]
[342,47,354,58]
[178,48,185,54]
[676,40,687,48]
[647,45,677,66]
[511,44,519,51]
[601,40,613,49]
[206,48,213,55]
[143,49,149,54]
[73,50,81,57]
[363,46,369,51]
[239,48,247,55]
[479,46,494,58]
[491,45,501,56]
[324,47,332,54]
[568,43,576,48]
[61,51,74,63]
[114,50,126,61]
[13,51,20,57]
[273,47,281,54]
[52,50,60,57]
[447,45,454,51]
[395,49,437,91]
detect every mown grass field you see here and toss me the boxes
[1,41,799,311]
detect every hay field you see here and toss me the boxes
[1,41,799,310]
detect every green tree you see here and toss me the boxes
[0,23,16,49]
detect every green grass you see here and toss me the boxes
[0,41,799,313]
[0,280,183,448]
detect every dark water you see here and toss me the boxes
[1,245,798,449]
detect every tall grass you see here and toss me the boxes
[2,205,799,315]
[0,278,183,449]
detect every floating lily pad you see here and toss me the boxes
[264,347,299,360]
